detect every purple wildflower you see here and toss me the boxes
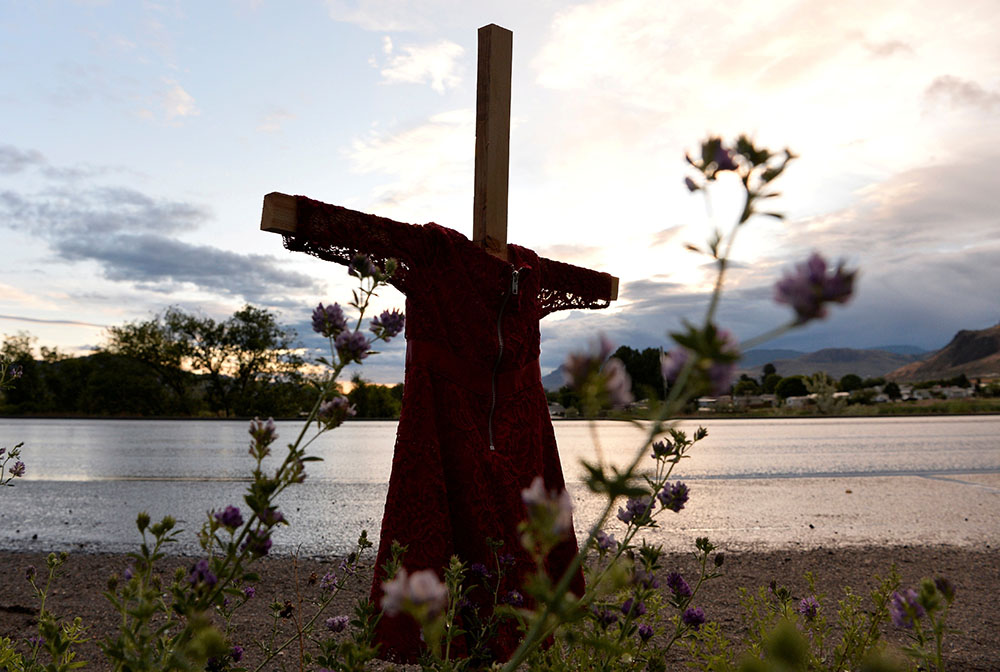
[666,572,692,598]
[651,440,673,460]
[370,309,405,341]
[312,302,348,337]
[319,572,338,592]
[633,568,659,590]
[617,496,653,525]
[248,417,277,457]
[657,482,689,513]
[563,335,614,390]
[622,598,647,616]
[258,507,285,526]
[713,145,738,172]
[499,553,516,568]
[469,563,492,580]
[593,607,619,628]
[682,606,706,630]
[241,529,272,557]
[381,568,448,617]
[934,577,956,601]
[797,596,820,621]
[230,645,243,663]
[325,615,350,633]
[503,590,524,607]
[349,254,379,278]
[638,623,655,642]
[660,347,690,385]
[188,559,217,588]
[123,566,134,581]
[335,330,370,363]
[9,364,22,379]
[243,585,256,599]
[662,329,739,395]
[890,589,925,629]
[521,476,574,537]
[28,635,43,648]
[602,357,634,406]
[214,505,243,530]
[318,396,356,429]
[708,329,740,395]
[774,253,856,324]
[9,460,25,477]
[594,530,617,552]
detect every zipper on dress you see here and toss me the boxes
[488,267,523,451]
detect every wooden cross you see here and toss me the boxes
[260,24,619,301]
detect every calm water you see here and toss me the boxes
[2,416,999,555]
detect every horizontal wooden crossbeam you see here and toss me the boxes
[259,192,618,301]
[260,192,299,235]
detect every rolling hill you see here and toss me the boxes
[886,324,1000,382]
[735,348,925,380]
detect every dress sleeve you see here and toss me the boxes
[537,256,615,318]
[280,195,426,292]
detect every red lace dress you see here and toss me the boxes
[283,196,614,662]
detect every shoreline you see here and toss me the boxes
[3,410,1000,421]
[2,544,997,670]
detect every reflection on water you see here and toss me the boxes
[6,415,1000,482]
[2,416,999,555]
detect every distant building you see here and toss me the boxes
[784,395,813,408]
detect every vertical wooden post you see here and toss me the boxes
[473,24,513,259]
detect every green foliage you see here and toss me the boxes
[761,372,782,394]
[774,376,807,400]
[612,345,666,401]
[347,374,402,418]
[806,372,845,414]
[849,388,877,405]
[107,304,305,417]
[679,566,943,672]
[733,375,761,397]
[555,385,581,414]
[13,553,91,672]
[839,373,864,392]
[4,304,311,417]
[914,374,973,390]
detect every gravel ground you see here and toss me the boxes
[2,545,997,671]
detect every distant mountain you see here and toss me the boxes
[866,344,929,356]
[886,324,1000,382]
[735,348,925,380]
[542,364,569,391]
[740,349,805,368]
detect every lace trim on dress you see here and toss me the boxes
[538,256,614,317]
[281,196,421,292]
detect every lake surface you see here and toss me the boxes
[2,416,999,556]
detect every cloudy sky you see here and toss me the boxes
[2,0,998,383]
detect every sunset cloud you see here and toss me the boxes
[344,109,473,224]
[162,79,199,119]
[378,38,464,93]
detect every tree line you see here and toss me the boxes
[0,306,401,419]
[546,345,995,416]
[6,327,993,419]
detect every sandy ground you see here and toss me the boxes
[2,545,998,671]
